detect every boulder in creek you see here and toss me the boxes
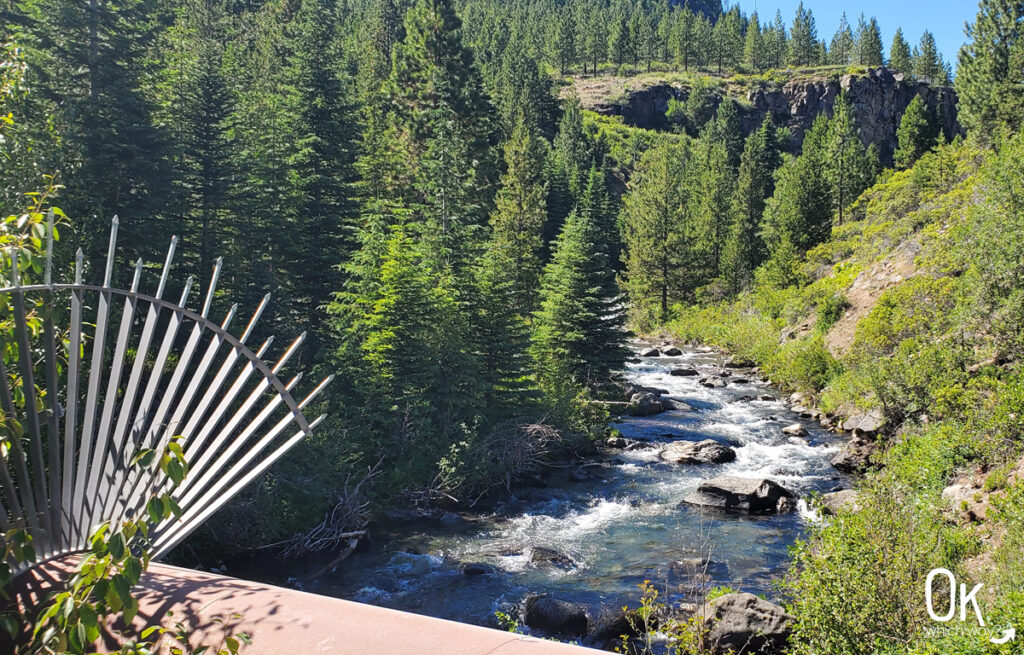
[605,435,634,449]
[661,440,737,465]
[704,592,793,655]
[523,595,589,638]
[460,562,495,576]
[661,346,683,356]
[640,347,660,357]
[830,435,877,473]
[699,376,728,389]
[789,392,810,405]
[629,392,665,417]
[758,394,775,402]
[670,367,700,377]
[781,423,808,437]
[527,546,575,569]
[681,476,796,514]
[625,383,667,398]
[731,377,751,384]
[818,489,860,515]
[660,397,693,412]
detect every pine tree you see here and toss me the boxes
[889,28,913,75]
[913,30,949,84]
[583,10,608,75]
[355,220,478,484]
[489,114,548,316]
[743,11,764,72]
[670,6,696,71]
[388,0,499,208]
[579,166,621,276]
[829,13,855,66]
[956,0,1024,139]
[17,0,174,268]
[474,245,536,419]
[855,15,884,67]
[825,93,874,225]
[722,117,782,294]
[762,115,832,283]
[154,0,239,289]
[767,10,788,69]
[621,141,692,322]
[708,98,743,170]
[692,139,734,280]
[788,2,818,67]
[286,0,360,363]
[532,208,628,393]
[553,92,591,196]
[895,94,939,169]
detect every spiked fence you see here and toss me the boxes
[0,216,331,572]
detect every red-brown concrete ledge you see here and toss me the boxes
[137,563,604,654]
[12,559,602,654]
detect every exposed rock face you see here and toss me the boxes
[830,435,877,473]
[583,67,960,166]
[523,595,589,637]
[841,408,885,434]
[704,592,793,654]
[661,439,737,465]
[682,476,796,514]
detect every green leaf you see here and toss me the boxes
[111,574,132,607]
[147,497,163,524]
[123,556,143,585]
[108,533,125,560]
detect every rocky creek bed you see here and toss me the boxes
[270,344,856,650]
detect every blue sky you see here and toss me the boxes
[728,0,977,69]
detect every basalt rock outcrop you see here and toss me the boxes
[584,67,960,166]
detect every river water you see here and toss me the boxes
[295,346,847,633]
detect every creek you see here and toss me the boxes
[285,346,848,635]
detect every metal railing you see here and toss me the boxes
[1,216,330,569]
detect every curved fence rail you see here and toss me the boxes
[1,216,330,570]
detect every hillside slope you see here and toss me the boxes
[667,135,1024,653]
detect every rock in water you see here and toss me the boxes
[682,476,796,514]
[661,440,737,465]
[670,367,699,376]
[459,562,494,576]
[704,592,793,654]
[781,423,808,437]
[629,392,664,417]
[661,346,683,356]
[524,595,589,638]
[699,376,728,388]
[527,546,575,569]
[640,347,660,357]
[660,397,693,412]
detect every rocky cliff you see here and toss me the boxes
[581,67,961,165]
